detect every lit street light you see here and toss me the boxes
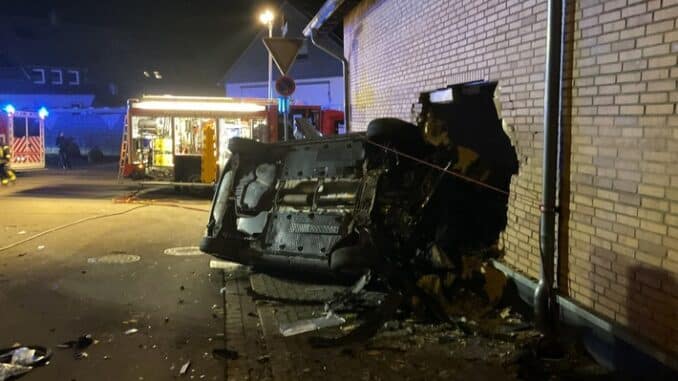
[259,9,274,99]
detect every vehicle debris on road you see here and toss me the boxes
[0,363,31,381]
[56,334,95,362]
[57,334,93,349]
[279,311,346,337]
[179,360,191,375]
[73,351,88,360]
[0,346,52,381]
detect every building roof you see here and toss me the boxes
[0,16,101,97]
[0,14,226,106]
[222,2,343,84]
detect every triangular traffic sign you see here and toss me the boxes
[262,37,304,76]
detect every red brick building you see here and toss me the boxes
[307,0,678,365]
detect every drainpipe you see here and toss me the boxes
[535,0,563,343]
[309,29,351,132]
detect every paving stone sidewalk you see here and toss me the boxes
[221,272,272,381]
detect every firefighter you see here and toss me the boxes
[0,145,16,185]
[56,132,72,169]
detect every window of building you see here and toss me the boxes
[51,69,63,85]
[67,70,80,85]
[31,68,46,84]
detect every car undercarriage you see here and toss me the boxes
[201,81,517,273]
[200,80,519,341]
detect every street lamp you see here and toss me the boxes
[259,9,274,99]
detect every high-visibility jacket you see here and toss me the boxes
[1,145,15,185]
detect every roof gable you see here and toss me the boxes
[223,2,343,84]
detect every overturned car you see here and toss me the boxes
[200,81,518,284]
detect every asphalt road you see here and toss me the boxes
[0,164,624,381]
[0,164,228,380]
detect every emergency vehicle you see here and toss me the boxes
[120,96,273,186]
[119,95,343,187]
[270,105,344,141]
[0,105,47,171]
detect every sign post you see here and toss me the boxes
[283,99,289,141]
[263,37,303,142]
[276,76,296,141]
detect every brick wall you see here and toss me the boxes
[344,0,678,356]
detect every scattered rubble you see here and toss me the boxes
[57,334,95,361]
[179,360,191,375]
[279,312,346,337]
[73,351,88,360]
[237,258,619,380]
[57,334,93,349]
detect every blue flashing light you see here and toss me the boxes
[277,96,290,114]
[3,104,15,114]
[38,106,49,119]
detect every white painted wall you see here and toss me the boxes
[225,76,344,110]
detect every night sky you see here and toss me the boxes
[4,0,276,52]
[1,0,328,101]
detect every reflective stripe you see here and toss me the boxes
[11,136,43,164]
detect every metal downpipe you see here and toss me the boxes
[309,29,351,132]
[535,0,563,341]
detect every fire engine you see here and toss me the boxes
[0,105,47,171]
[119,95,343,187]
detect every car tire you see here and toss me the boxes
[330,245,373,274]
